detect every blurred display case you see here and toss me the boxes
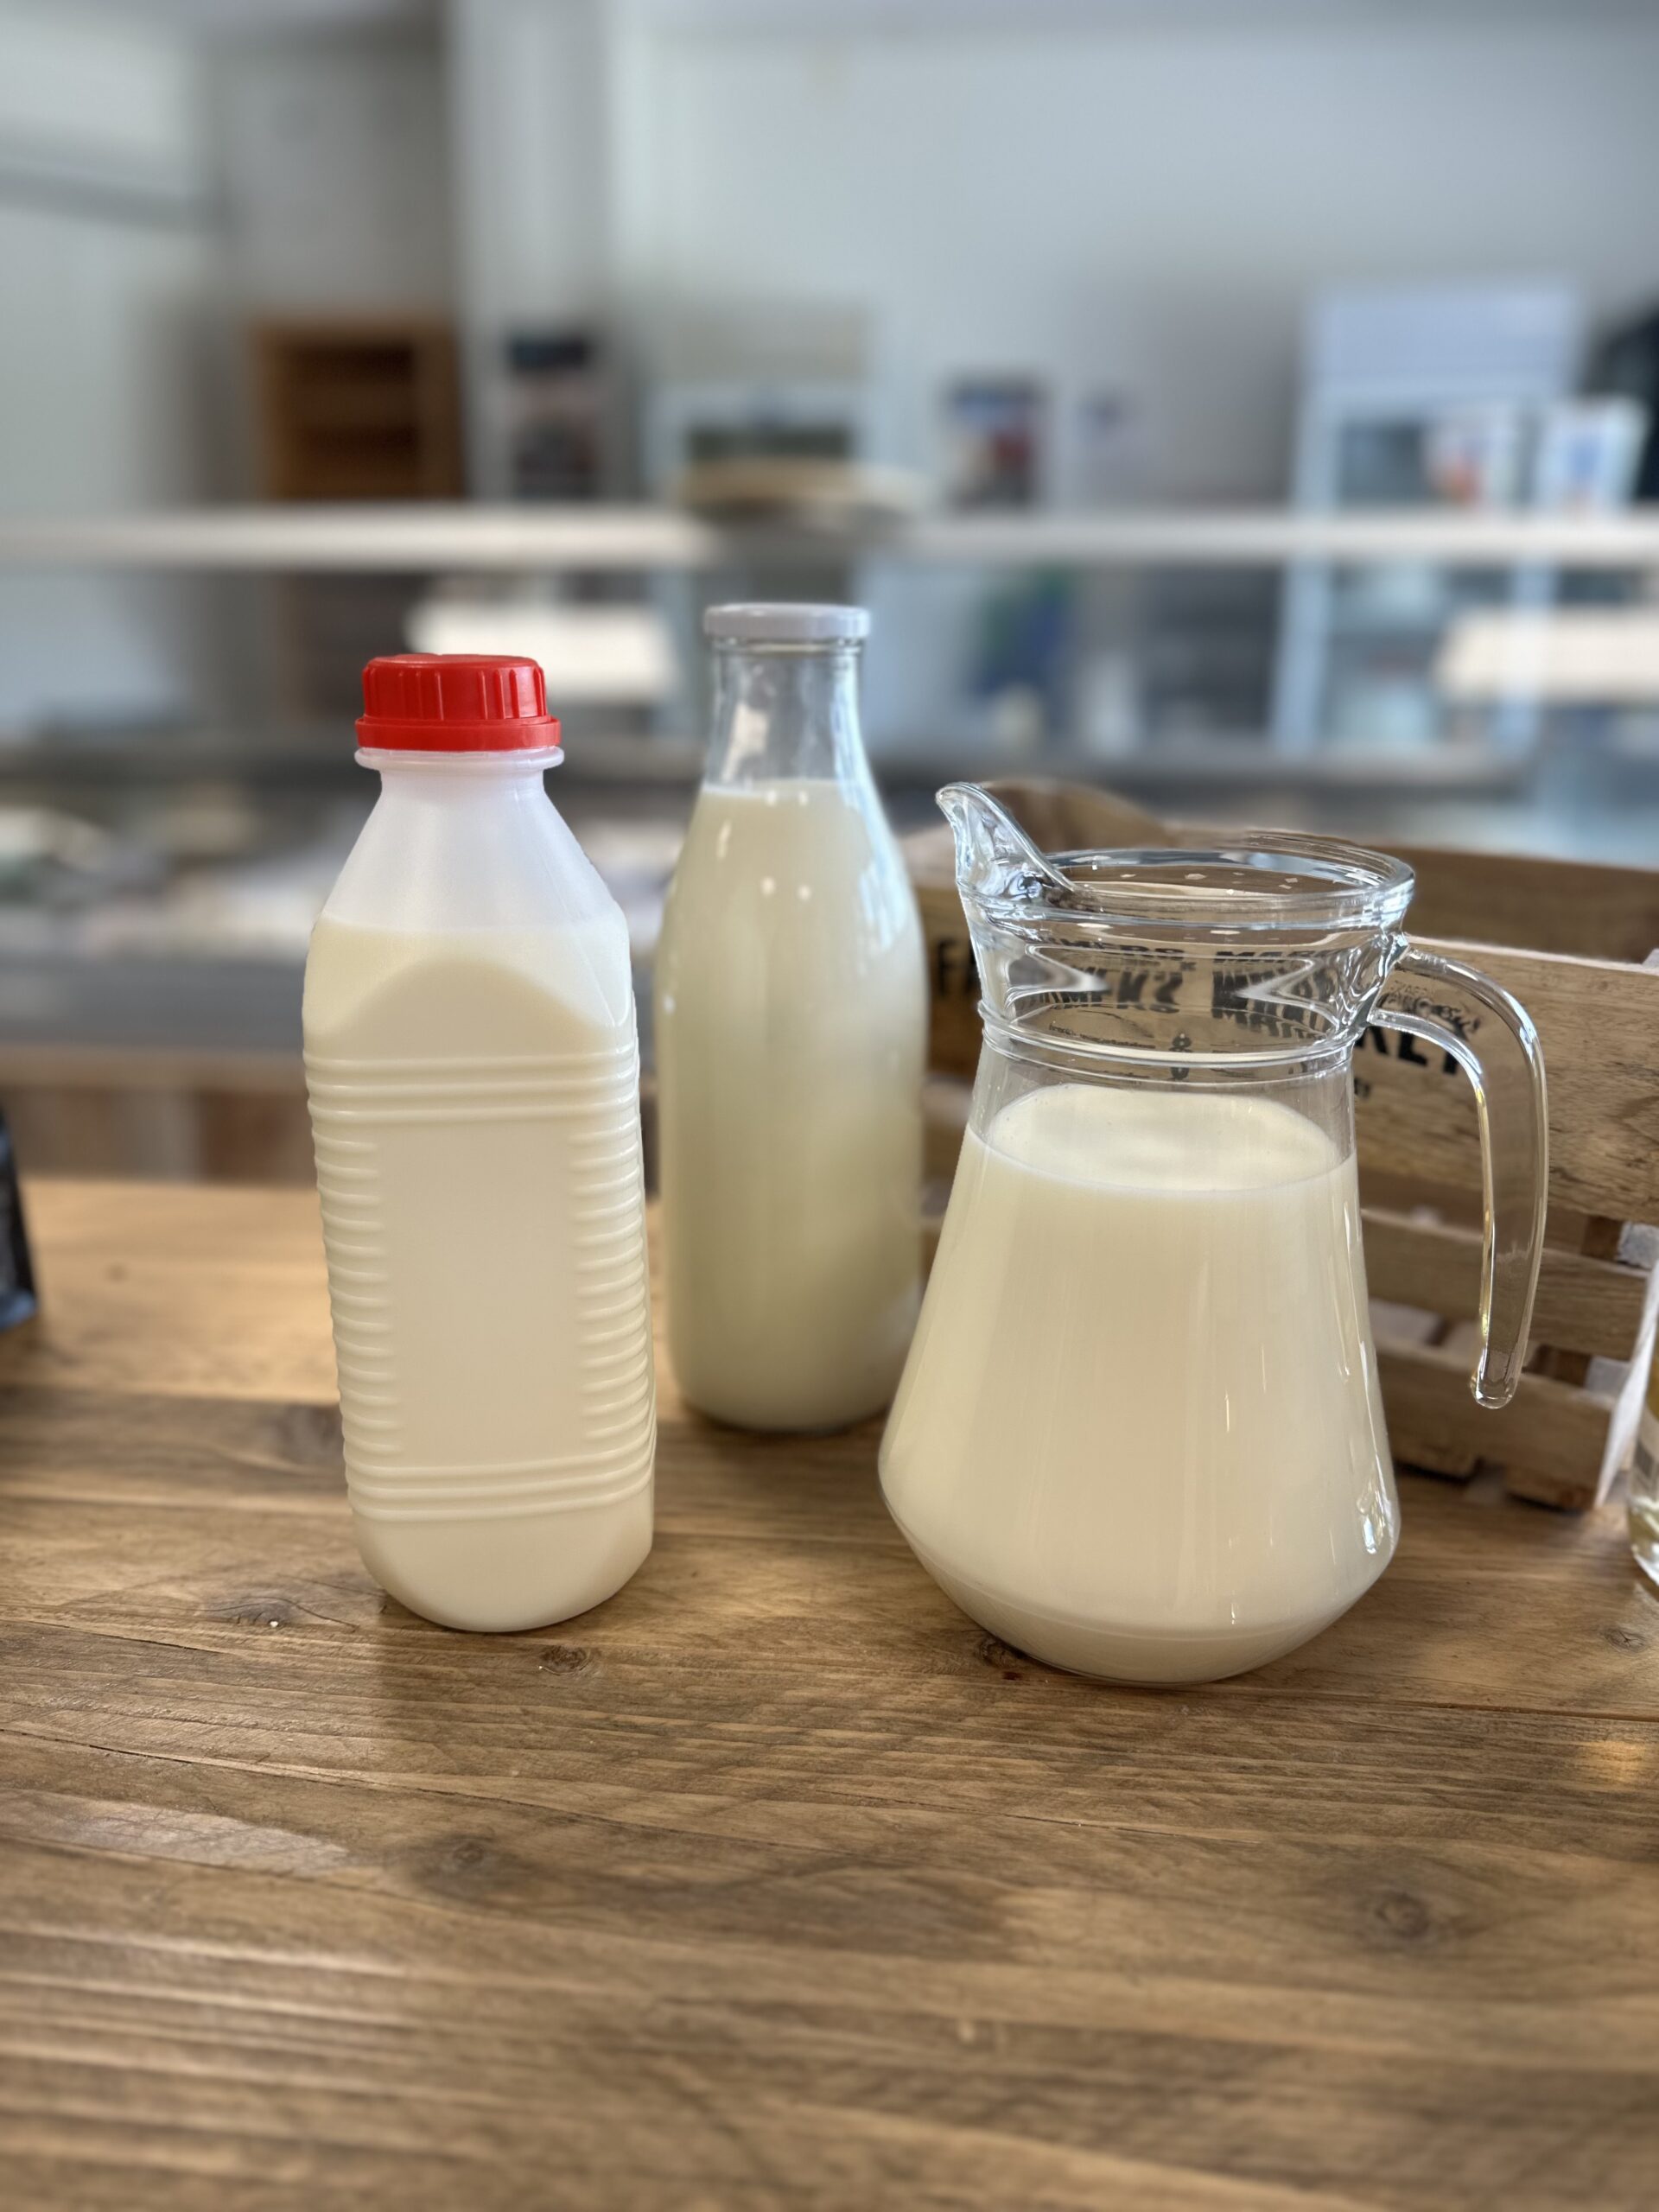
[3,498,1659,1182]
[1274,287,1576,755]
[1274,287,1648,759]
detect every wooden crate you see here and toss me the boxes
[908,779,1659,1511]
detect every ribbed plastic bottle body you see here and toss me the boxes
[302,756,653,1630]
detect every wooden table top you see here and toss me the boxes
[3,1179,1659,2210]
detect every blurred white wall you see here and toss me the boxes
[211,27,452,311]
[620,10,1659,500]
[447,0,613,492]
[0,1,216,734]
[0,2,200,181]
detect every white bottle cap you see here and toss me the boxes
[702,602,871,645]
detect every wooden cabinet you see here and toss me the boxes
[251,317,462,501]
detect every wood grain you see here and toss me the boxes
[0,1049,314,1185]
[1361,1210,1653,1362]
[1352,938,1659,1223]
[3,1179,1659,2209]
[1392,842,1659,965]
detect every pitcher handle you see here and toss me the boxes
[1372,946,1548,1410]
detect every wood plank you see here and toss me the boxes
[0,1179,334,1404]
[4,1180,1659,2208]
[1354,938,1659,1222]
[1363,1209,1652,1361]
[1534,1215,1628,1392]
[1376,1341,1618,1491]
[1395,842,1659,966]
[1,1321,1656,1728]
[4,1800,1655,2212]
[1508,1250,1659,1511]
[4,1548,1659,2204]
[0,1045,302,1093]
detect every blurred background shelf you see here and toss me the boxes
[0,728,706,792]
[0,727,1536,801]
[9,504,1659,571]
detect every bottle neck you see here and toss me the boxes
[325,744,611,936]
[359,747,560,804]
[705,643,869,786]
[360,743,562,787]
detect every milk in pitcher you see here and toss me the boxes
[880,1082,1397,1683]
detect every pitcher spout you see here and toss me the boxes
[938,783,1072,910]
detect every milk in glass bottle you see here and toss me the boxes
[655,605,926,1430]
[304,655,654,1631]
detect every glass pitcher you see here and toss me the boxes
[880,785,1548,1686]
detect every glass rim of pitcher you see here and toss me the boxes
[999,833,1416,933]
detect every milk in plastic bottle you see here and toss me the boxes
[303,655,653,1631]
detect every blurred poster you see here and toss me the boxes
[505,329,607,502]
[1421,405,1529,507]
[1532,397,1647,512]
[944,378,1045,508]
[1075,388,1146,506]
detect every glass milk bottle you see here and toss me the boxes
[655,604,926,1430]
[881,786,1548,1685]
[303,655,654,1632]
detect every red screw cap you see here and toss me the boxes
[356,654,563,753]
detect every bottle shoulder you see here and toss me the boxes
[321,777,620,937]
[676,777,914,879]
[307,781,635,1042]
[656,778,924,1027]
